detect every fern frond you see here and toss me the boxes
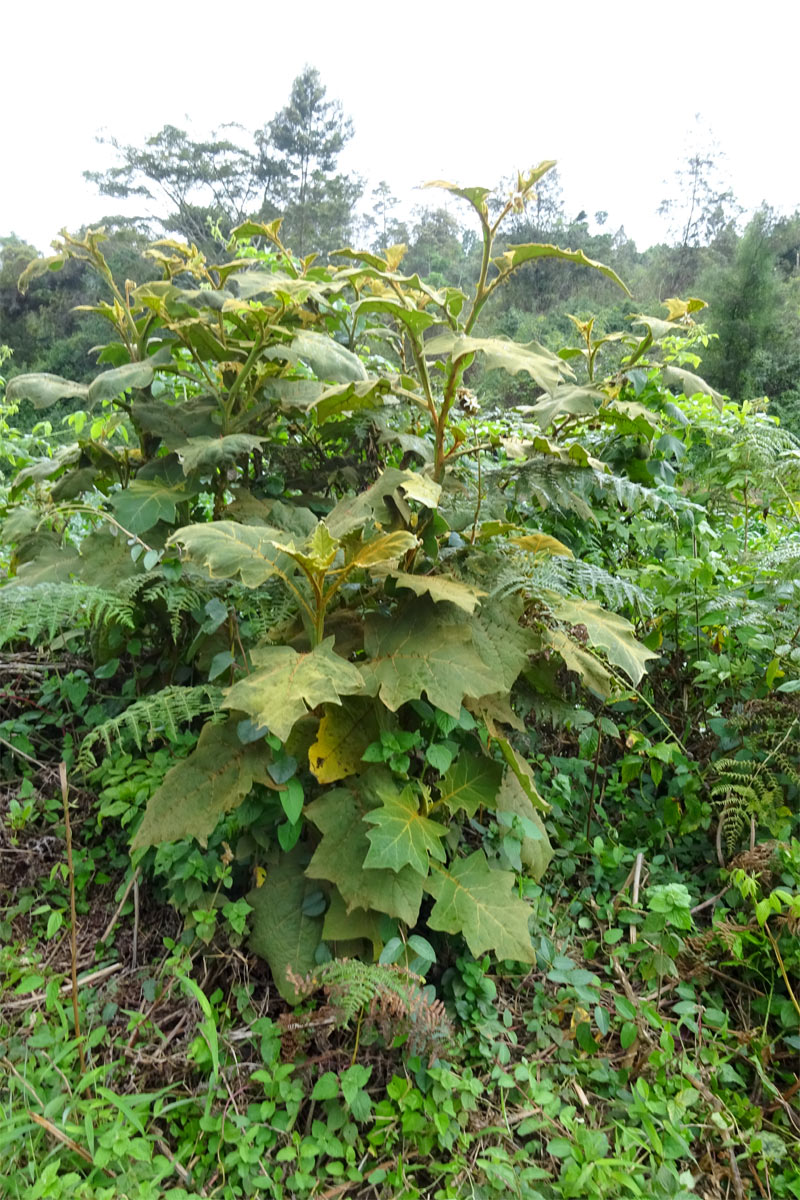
[0,582,135,649]
[77,683,224,771]
[711,705,800,852]
[287,957,452,1057]
[489,547,652,616]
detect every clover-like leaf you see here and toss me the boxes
[425,851,535,963]
[223,638,365,743]
[363,785,447,876]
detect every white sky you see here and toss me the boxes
[3,1,799,253]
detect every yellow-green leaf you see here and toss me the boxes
[223,638,365,743]
[438,753,504,818]
[308,696,380,784]
[363,785,447,876]
[305,786,423,924]
[492,243,630,295]
[425,851,535,963]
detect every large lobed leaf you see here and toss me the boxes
[546,594,658,686]
[360,598,499,717]
[248,849,323,1004]
[363,784,447,876]
[131,719,274,849]
[425,851,535,963]
[491,243,631,295]
[424,331,572,394]
[170,521,294,587]
[223,638,365,743]
[305,786,423,924]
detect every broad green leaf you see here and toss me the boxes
[423,180,492,220]
[305,787,423,924]
[247,849,323,1004]
[170,521,295,587]
[354,298,437,338]
[529,385,600,429]
[112,477,187,535]
[311,378,392,423]
[326,468,441,538]
[424,332,572,394]
[425,851,535,963]
[511,533,573,558]
[381,571,486,613]
[223,638,365,742]
[469,597,539,693]
[661,365,725,411]
[360,598,499,717]
[539,628,617,699]
[496,770,553,881]
[492,243,630,295]
[131,396,221,446]
[131,719,274,849]
[6,373,88,410]
[87,361,157,406]
[322,891,383,957]
[174,434,265,475]
[438,753,504,818]
[229,270,337,305]
[363,785,447,875]
[546,594,658,685]
[494,738,549,814]
[265,331,367,383]
[309,696,381,783]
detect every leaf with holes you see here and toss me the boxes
[308,696,381,783]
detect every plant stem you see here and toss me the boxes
[60,762,85,1072]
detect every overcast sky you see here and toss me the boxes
[4,1,799,253]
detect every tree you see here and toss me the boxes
[85,125,261,252]
[266,66,359,255]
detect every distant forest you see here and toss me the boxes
[2,67,799,430]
